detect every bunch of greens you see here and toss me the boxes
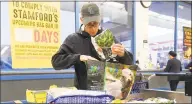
[95,29,114,48]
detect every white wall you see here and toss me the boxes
[135,2,150,69]
[1,2,75,45]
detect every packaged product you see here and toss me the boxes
[46,89,114,103]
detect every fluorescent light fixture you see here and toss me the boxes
[149,11,191,25]
[105,2,125,10]
[178,5,184,9]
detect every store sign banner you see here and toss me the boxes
[183,27,192,59]
[9,2,60,68]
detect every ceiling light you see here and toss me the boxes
[178,5,184,9]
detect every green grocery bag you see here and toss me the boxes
[105,62,137,100]
[86,60,137,100]
[86,60,105,91]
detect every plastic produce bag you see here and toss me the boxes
[92,29,116,60]
[105,62,137,100]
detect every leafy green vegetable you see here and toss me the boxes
[95,29,114,48]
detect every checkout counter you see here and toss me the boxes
[1,69,75,102]
[1,68,191,102]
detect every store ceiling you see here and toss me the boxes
[60,1,191,21]
[60,2,132,26]
[60,2,191,29]
[150,2,191,21]
[60,2,191,42]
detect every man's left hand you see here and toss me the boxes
[111,44,125,57]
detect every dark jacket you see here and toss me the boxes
[185,61,192,69]
[185,61,192,72]
[164,58,182,81]
[51,28,133,90]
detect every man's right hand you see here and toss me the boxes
[80,55,98,62]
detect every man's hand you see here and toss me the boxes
[97,47,103,52]
[111,44,125,57]
[80,55,98,62]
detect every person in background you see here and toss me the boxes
[136,60,139,64]
[51,3,133,90]
[164,51,182,91]
[185,54,192,72]
[135,60,141,70]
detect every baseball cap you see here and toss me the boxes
[81,3,101,25]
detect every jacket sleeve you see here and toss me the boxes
[180,66,182,71]
[164,60,172,72]
[113,37,133,65]
[51,36,81,70]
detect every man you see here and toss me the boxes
[135,60,141,70]
[164,51,182,91]
[51,3,133,90]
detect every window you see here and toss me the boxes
[177,2,192,68]
[148,2,175,69]
[60,2,75,42]
[101,2,133,52]
[1,2,75,70]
